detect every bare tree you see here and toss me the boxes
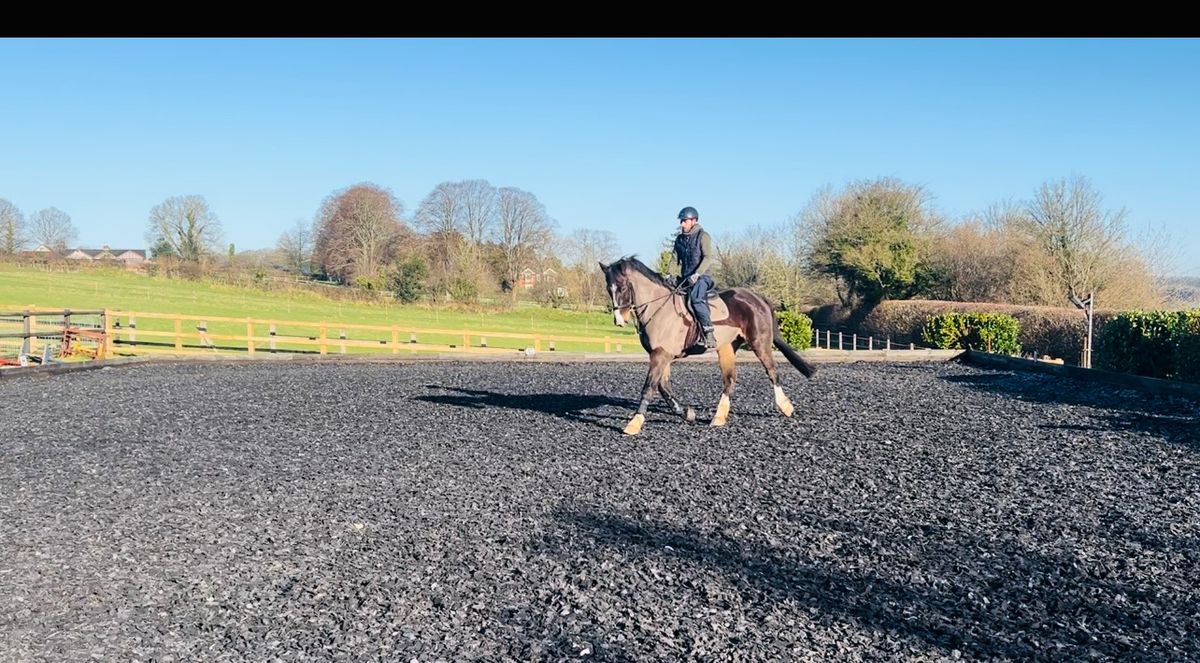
[414,182,462,237]
[313,183,408,285]
[927,206,1021,302]
[414,182,464,287]
[276,219,313,275]
[414,179,498,282]
[0,198,24,255]
[717,225,817,308]
[29,207,78,252]
[1007,175,1163,308]
[1018,175,1127,300]
[1139,222,1183,303]
[458,179,497,248]
[563,228,619,309]
[146,195,223,262]
[496,187,555,301]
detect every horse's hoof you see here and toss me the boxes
[685,408,696,422]
[623,414,645,436]
[712,394,731,425]
[774,387,795,417]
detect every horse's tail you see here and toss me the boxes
[772,318,817,379]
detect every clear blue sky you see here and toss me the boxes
[2,38,1197,274]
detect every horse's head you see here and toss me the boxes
[599,259,634,327]
[599,256,671,328]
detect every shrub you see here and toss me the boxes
[776,310,814,349]
[921,312,1021,355]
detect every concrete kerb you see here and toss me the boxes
[959,348,1200,402]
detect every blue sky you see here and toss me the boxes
[2,38,1197,274]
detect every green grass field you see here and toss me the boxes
[0,263,641,356]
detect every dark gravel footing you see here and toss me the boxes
[2,360,1198,661]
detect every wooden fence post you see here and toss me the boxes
[319,323,327,355]
[102,309,113,358]
[339,329,346,354]
[247,319,255,356]
[270,323,277,353]
[20,309,31,362]
[391,326,399,355]
[174,318,183,351]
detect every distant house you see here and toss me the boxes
[517,267,558,290]
[64,245,149,267]
[17,245,60,261]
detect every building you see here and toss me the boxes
[517,267,558,290]
[63,245,149,267]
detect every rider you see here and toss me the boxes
[669,206,718,349]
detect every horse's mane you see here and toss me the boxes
[611,255,670,287]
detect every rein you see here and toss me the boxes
[618,282,685,326]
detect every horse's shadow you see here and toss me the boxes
[416,385,644,431]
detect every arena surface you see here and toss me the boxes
[3,360,1198,660]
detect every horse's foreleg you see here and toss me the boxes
[751,339,795,417]
[711,344,737,426]
[625,349,671,435]
[657,361,695,423]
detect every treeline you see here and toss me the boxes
[2,173,1181,312]
[718,175,1174,312]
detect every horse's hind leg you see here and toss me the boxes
[710,343,737,426]
[658,362,696,423]
[750,337,795,417]
[624,349,672,435]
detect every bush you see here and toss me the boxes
[389,257,428,304]
[921,312,1021,355]
[449,278,478,303]
[1174,311,1200,382]
[807,300,1113,363]
[776,310,813,349]
[1096,309,1200,381]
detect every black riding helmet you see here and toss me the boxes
[677,206,699,220]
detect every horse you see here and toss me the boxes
[599,256,816,435]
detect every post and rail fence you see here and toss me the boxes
[0,308,108,367]
[4,306,955,369]
[1,306,639,366]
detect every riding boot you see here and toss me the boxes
[702,326,717,349]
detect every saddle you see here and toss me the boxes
[680,288,730,351]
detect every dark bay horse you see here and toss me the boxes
[600,257,816,435]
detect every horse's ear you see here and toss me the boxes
[598,261,608,271]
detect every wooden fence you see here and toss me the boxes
[100,310,635,357]
[0,308,108,366]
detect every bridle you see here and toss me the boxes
[611,277,684,326]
